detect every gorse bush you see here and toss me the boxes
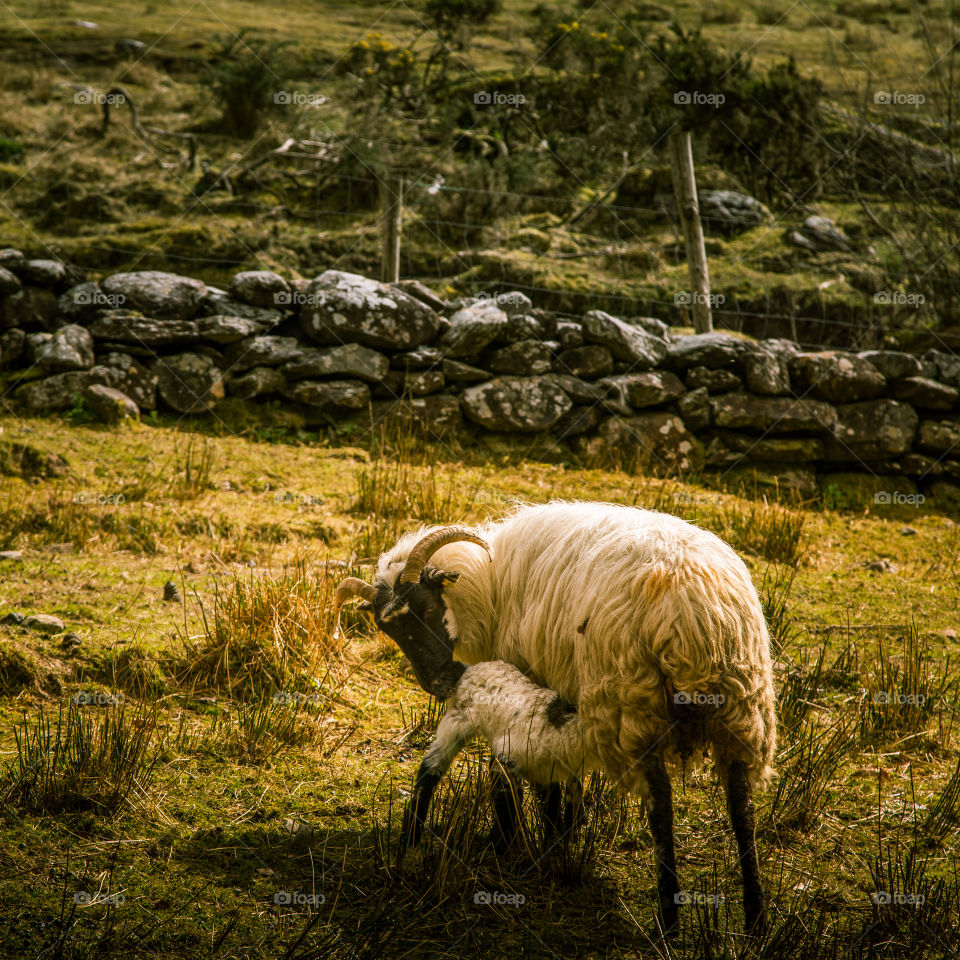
[209,33,293,138]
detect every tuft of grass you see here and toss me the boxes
[759,562,800,655]
[2,698,160,814]
[778,643,829,738]
[351,428,473,558]
[172,435,216,500]
[396,696,446,751]
[765,714,855,833]
[0,485,169,553]
[174,555,363,696]
[859,625,946,741]
[924,755,960,844]
[218,694,350,762]
[98,645,169,700]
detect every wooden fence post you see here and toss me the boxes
[668,130,713,333]
[380,174,403,284]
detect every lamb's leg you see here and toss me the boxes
[402,715,466,848]
[489,757,523,853]
[563,777,584,836]
[642,753,679,937]
[725,761,766,935]
[536,783,563,840]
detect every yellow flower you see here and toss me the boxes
[571,20,580,29]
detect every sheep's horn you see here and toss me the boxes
[399,527,493,585]
[332,577,377,640]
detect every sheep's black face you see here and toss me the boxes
[373,568,463,699]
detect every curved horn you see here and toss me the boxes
[332,577,377,640]
[399,527,493,585]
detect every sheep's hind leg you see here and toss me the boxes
[725,761,766,935]
[489,757,523,853]
[641,753,680,938]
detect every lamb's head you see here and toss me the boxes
[333,527,492,699]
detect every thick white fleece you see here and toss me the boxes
[377,501,776,795]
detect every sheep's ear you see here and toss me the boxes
[421,568,458,589]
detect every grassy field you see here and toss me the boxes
[1,0,957,340]
[1,410,959,958]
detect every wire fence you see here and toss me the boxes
[38,161,932,351]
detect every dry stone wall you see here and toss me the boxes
[2,249,959,502]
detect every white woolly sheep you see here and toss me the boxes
[335,500,777,936]
[401,658,597,851]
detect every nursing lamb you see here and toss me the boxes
[401,658,595,851]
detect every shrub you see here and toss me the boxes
[209,33,292,139]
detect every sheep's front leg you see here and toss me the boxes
[563,777,584,836]
[489,757,523,853]
[725,761,766,935]
[536,782,563,840]
[642,754,679,937]
[537,778,583,847]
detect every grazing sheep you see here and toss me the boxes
[402,658,596,851]
[335,501,776,936]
